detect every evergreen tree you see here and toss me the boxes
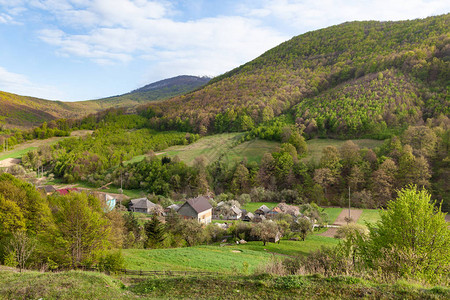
[144,214,166,248]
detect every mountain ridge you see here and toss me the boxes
[0,75,210,129]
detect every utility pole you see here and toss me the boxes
[348,186,351,219]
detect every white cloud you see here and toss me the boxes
[0,66,65,99]
[36,5,288,70]
[245,0,450,32]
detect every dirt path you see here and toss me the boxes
[0,158,21,168]
[319,208,363,238]
[333,209,363,226]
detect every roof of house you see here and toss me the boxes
[166,204,180,211]
[245,212,254,219]
[185,196,212,214]
[231,205,242,215]
[255,205,270,213]
[56,188,79,195]
[130,198,155,209]
[39,185,56,193]
[276,203,300,216]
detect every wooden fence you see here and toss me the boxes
[81,267,218,277]
[119,269,218,276]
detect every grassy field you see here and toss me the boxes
[122,246,272,273]
[1,267,448,300]
[322,207,343,224]
[235,235,340,256]
[0,146,37,160]
[305,138,384,164]
[125,133,280,166]
[357,209,382,225]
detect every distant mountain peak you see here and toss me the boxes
[131,75,211,93]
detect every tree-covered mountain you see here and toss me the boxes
[0,75,210,129]
[141,14,449,137]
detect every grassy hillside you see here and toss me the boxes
[142,14,449,136]
[0,76,209,129]
[1,267,448,299]
[126,133,281,166]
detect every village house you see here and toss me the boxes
[267,203,300,218]
[177,196,213,224]
[254,205,270,216]
[92,192,117,212]
[129,197,156,214]
[164,204,180,215]
[37,185,56,195]
[241,212,254,222]
[55,187,79,195]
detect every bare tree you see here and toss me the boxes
[8,231,35,272]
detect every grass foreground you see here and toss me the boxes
[0,267,448,300]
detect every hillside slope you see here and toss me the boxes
[142,14,449,136]
[0,75,209,129]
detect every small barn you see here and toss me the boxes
[129,197,156,214]
[177,196,213,224]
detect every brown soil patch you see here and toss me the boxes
[319,209,363,238]
[0,158,20,168]
[333,209,363,226]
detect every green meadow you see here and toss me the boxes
[122,246,272,273]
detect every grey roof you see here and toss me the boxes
[231,205,242,215]
[185,196,212,214]
[256,205,270,213]
[39,185,56,193]
[167,204,180,211]
[245,212,254,219]
[130,198,155,209]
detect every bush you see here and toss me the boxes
[274,275,305,289]
[97,250,125,274]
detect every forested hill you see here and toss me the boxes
[0,75,210,129]
[141,14,449,137]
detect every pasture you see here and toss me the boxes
[305,138,384,163]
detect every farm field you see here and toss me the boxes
[235,235,340,256]
[304,138,384,163]
[124,134,383,168]
[125,133,280,166]
[322,207,343,224]
[122,246,272,273]
[357,209,382,225]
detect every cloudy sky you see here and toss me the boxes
[0,0,448,101]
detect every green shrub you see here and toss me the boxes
[274,275,305,289]
[98,250,125,274]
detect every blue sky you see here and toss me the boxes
[0,0,448,101]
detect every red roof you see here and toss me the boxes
[56,188,79,195]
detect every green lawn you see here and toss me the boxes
[305,138,384,164]
[322,207,343,224]
[122,246,272,273]
[357,209,381,225]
